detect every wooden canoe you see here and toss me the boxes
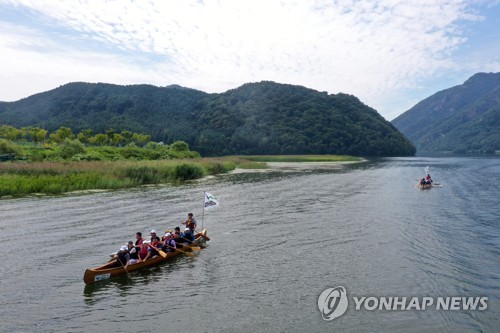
[83,229,208,284]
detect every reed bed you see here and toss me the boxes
[0,158,238,196]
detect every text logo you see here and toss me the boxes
[318,286,348,321]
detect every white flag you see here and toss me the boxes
[204,192,219,210]
[424,166,430,175]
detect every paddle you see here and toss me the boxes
[116,254,129,274]
[164,244,195,257]
[177,237,201,252]
[148,244,168,258]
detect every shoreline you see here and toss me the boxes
[230,159,366,173]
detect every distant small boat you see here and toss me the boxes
[83,229,209,284]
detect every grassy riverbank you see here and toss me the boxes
[0,158,264,197]
[0,155,359,197]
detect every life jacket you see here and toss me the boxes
[139,244,149,259]
[165,239,176,252]
[186,219,196,230]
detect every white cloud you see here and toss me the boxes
[0,0,494,119]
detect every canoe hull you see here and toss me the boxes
[83,229,208,284]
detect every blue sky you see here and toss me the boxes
[0,0,498,120]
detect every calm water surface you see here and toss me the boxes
[0,157,498,332]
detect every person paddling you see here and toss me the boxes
[180,228,195,244]
[162,232,177,253]
[124,241,141,269]
[172,227,185,249]
[149,229,158,242]
[116,245,129,267]
[139,241,149,260]
[144,236,161,260]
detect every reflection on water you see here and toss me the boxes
[0,157,499,333]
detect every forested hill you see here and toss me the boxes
[392,72,500,153]
[0,81,415,156]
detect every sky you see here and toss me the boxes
[0,0,499,121]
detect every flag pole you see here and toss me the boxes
[201,191,205,230]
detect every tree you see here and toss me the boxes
[50,127,74,143]
[106,129,116,144]
[111,133,124,146]
[0,125,23,141]
[120,130,133,144]
[170,140,189,152]
[21,127,36,143]
[34,129,48,146]
[60,138,85,159]
[0,139,21,155]
[77,129,94,145]
[89,133,107,146]
[132,133,151,146]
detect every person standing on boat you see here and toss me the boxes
[125,241,141,269]
[162,233,177,253]
[182,213,197,233]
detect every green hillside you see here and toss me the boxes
[0,81,415,156]
[392,73,500,153]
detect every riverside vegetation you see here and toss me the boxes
[0,125,265,196]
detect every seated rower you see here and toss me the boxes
[162,229,172,242]
[180,228,195,244]
[139,241,149,260]
[149,229,158,242]
[135,232,144,247]
[125,241,141,269]
[144,236,161,260]
[162,232,176,253]
[172,227,184,248]
[116,245,130,266]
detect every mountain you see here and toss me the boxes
[392,73,500,153]
[0,81,415,156]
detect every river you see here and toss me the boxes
[0,157,498,332]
